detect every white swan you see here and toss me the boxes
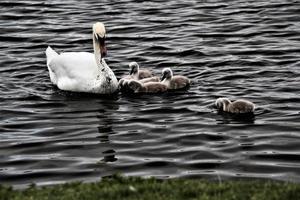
[215,98,255,114]
[45,22,118,94]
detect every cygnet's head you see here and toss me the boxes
[93,22,107,58]
[161,68,173,81]
[128,80,142,92]
[215,98,231,111]
[129,62,139,75]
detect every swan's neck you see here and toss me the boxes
[223,100,231,112]
[93,36,104,69]
[132,73,139,80]
[162,77,171,85]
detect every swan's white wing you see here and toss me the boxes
[45,46,59,84]
[48,52,99,91]
[49,52,98,80]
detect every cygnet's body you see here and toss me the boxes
[161,68,190,90]
[215,98,255,114]
[118,62,153,89]
[128,80,167,93]
[139,76,160,83]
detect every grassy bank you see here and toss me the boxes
[1,176,300,200]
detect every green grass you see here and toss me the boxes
[1,175,300,200]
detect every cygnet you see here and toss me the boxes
[128,80,167,93]
[215,97,255,114]
[119,62,153,89]
[161,68,190,90]
[129,62,153,80]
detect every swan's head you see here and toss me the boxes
[93,22,106,38]
[128,80,142,92]
[215,98,231,111]
[161,68,173,81]
[93,22,107,59]
[129,62,139,75]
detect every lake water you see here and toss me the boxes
[0,0,300,187]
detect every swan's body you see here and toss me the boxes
[128,80,167,93]
[161,68,190,90]
[45,22,118,94]
[215,98,255,114]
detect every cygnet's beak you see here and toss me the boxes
[130,67,135,75]
[161,73,167,81]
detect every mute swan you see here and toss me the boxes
[161,68,190,90]
[215,98,255,113]
[128,80,167,93]
[45,22,118,94]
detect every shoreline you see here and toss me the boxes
[1,175,300,200]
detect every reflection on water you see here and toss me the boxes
[97,102,119,163]
[216,111,256,124]
[0,0,300,186]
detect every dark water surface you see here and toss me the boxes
[0,0,300,186]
